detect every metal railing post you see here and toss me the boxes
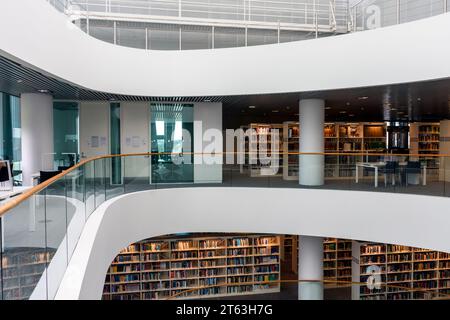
[277,21,280,43]
[396,0,401,24]
[113,20,117,44]
[315,13,318,38]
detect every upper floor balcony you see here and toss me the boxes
[46,0,450,50]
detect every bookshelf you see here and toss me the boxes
[102,234,281,300]
[323,238,353,287]
[358,242,450,300]
[1,248,51,300]
[244,124,284,177]
[283,122,300,180]
[281,122,387,180]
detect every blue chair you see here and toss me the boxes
[380,161,399,187]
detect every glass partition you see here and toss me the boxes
[1,195,47,299]
[150,104,194,183]
[53,101,79,170]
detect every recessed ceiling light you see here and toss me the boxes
[38,89,49,93]
[346,102,351,106]
[417,98,422,101]
[339,111,347,114]
[204,99,212,102]
[17,79,23,83]
[272,110,279,113]
[248,105,256,109]
[349,114,355,117]
[358,96,369,100]
[325,107,332,110]
[286,106,290,110]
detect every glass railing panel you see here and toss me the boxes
[105,157,125,201]
[0,216,2,300]
[44,179,68,300]
[94,158,106,209]
[65,167,86,259]
[124,155,154,194]
[1,194,47,300]
[84,160,95,219]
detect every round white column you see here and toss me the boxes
[21,93,54,186]
[299,99,325,186]
[298,235,324,300]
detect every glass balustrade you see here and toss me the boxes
[0,152,449,299]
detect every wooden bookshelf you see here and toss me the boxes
[102,234,281,300]
[358,242,450,300]
[323,238,353,287]
[281,122,387,180]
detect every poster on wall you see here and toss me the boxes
[90,136,99,148]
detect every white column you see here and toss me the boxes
[193,102,223,183]
[21,93,54,186]
[299,99,325,186]
[298,235,324,300]
[351,240,361,300]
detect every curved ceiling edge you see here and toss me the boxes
[1,0,450,98]
[55,188,450,299]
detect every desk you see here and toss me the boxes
[355,162,385,188]
[355,162,427,188]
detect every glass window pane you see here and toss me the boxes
[247,29,278,46]
[65,168,85,259]
[181,25,212,50]
[214,27,245,48]
[148,24,180,50]
[150,103,194,183]
[45,180,68,299]
[110,103,121,185]
[89,20,114,44]
[53,102,79,170]
[2,196,47,299]
[116,22,146,49]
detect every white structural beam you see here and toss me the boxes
[1,0,450,97]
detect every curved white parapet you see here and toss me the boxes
[0,0,450,97]
[56,187,450,300]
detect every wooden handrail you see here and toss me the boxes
[0,151,448,217]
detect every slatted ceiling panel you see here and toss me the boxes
[0,55,231,102]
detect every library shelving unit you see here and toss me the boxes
[418,123,440,155]
[247,124,284,177]
[281,122,387,180]
[282,122,300,180]
[281,235,298,274]
[323,238,353,287]
[102,234,281,300]
[1,248,50,300]
[357,242,450,300]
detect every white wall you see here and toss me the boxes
[121,102,150,179]
[194,102,223,183]
[1,0,450,97]
[21,93,53,186]
[79,102,109,158]
[56,187,450,300]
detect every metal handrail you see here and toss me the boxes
[0,151,448,217]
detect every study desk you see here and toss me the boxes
[355,162,427,188]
